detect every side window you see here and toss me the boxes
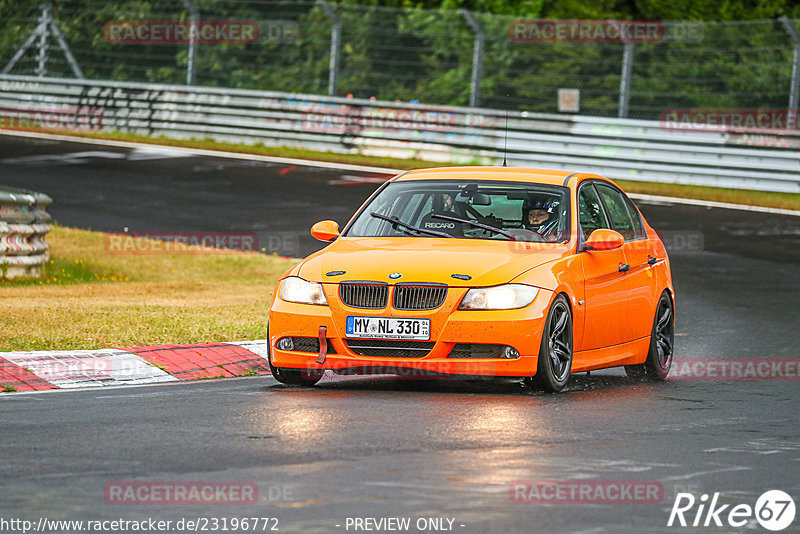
[578,184,609,241]
[596,184,635,241]
[621,194,647,240]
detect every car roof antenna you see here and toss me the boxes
[502,109,509,167]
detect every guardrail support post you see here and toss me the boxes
[319,2,341,96]
[618,42,634,118]
[181,0,199,85]
[460,10,485,108]
[779,17,800,127]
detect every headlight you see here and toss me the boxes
[459,284,539,310]
[279,276,328,305]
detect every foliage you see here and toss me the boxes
[0,1,798,118]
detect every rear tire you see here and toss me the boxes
[266,326,324,387]
[529,294,573,393]
[626,291,674,381]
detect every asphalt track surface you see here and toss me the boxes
[1,134,799,533]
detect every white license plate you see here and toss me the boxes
[345,316,430,340]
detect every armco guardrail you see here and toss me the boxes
[0,186,51,279]
[1,74,799,193]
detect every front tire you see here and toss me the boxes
[271,367,325,387]
[626,291,674,381]
[266,327,324,387]
[531,294,573,393]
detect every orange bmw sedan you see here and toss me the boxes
[268,167,674,392]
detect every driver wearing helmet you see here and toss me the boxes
[523,196,558,241]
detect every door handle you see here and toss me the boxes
[647,256,658,265]
[619,263,630,272]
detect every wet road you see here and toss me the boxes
[1,133,799,533]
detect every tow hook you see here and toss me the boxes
[316,326,328,364]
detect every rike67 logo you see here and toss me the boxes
[668,490,796,531]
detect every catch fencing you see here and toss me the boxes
[0,186,52,279]
[1,74,799,193]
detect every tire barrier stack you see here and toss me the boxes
[0,186,52,279]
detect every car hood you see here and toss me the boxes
[297,237,570,286]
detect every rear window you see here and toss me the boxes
[621,194,647,240]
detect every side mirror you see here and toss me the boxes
[584,228,624,251]
[310,220,340,242]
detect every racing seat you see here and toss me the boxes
[418,211,464,237]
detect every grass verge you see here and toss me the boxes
[0,225,298,351]
[9,128,799,211]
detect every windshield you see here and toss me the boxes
[345,179,571,243]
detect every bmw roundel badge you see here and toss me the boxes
[388,272,402,280]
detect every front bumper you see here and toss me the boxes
[268,286,553,377]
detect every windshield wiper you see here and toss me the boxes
[432,213,517,241]
[370,212,455,238]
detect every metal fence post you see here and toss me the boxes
[618,42,634,118]
[319,2,341,96]
[460,10,485,108]
[779,17,800,127]
[181,0,199,85]
[36,3,51,77]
